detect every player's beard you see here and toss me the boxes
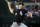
[18,7,21,9]
[18,7,22,9]
[10,22,27,27]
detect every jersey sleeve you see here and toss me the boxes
[24,10,28,13]
[13,10,17,14]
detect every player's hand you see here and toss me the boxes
[5,0,10,7]
[8,2,11,7]
[28,11,32,18]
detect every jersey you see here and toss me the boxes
[14,9,28,23]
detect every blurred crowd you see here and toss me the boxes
[25,5,40,17]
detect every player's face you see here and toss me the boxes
[18,4,22,9]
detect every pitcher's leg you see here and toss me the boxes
[19,23,28,27]
[11,22,19,27]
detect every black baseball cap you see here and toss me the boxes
[18,2,24,6]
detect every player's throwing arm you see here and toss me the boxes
[8,2,14,14]
[6,0,14,14]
